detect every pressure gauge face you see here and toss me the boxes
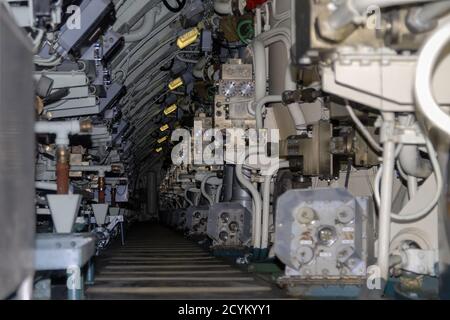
[221,81,238,97]
[239,81,255,97]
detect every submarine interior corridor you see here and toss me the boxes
[2,0,450,301]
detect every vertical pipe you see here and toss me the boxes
[378,113,396,287]
[56,145,70,195]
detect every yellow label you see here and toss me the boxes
[177,28,200,49]
[164,104,177,116]
[160,124,169,132]
[168,77,183,91]
[155,147,163,153]
[157,136,168,144]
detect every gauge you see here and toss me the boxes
[239,81,255,97]
[296,245,314,265]
[221,81,238,97]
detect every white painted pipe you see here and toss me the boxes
[261,161,289,250]
[236,153,262,249]
[398,145,432,178]
[407,1,450,32]
[253,29,307,131]
[255,7,262,36]
[214,0,246,15]
[407,175,418,199]
[124,8,159,42]
[254,95,282,129]
[271,0,290,21]
[415,20,450,137]
[35,120,82,145]
[70,165,113,176]
[200,173,216,206]
[184,188,195,207]
[377,112,396,286]
[328,0,438,29]
[285,65,307,131]
[252,39,267,101]
[36,181,57,191]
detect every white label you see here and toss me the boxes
[343,227,354,232]
[342,239,354,244]
[300,240,313,245]
[319,251,332,258]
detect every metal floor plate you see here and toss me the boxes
[84,223,286,300]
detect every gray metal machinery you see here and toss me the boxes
[207,202,252,248]
[275,188,374,298]
[185,206,209,236]
[2,0,450,301]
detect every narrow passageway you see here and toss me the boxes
[86,224,285,299]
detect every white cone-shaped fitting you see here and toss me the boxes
[109,207,120,216]
[47,194,81,233]
[92,203,109,225]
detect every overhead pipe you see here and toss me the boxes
[35,181,58,191]
[407,1,450,33]
[214,0,246,15]
[252,32,307,132]
[69,165,119,203]
[123,7,160,43]
[415,20,450,137]
[328,0,438,30]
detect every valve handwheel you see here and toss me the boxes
[162,0,187,13]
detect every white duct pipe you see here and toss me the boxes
[236,153,262,249]
[377,112,396,287]
[184,188,195,207]
[398,145,432,178]
[35,120,82,145]
[254,95,282,129]
[407,1,450,32]
[329,0,439,29]
[253,29,307,131]
[70,165,113,176]
[252,39,267,101]
[36,181,58,191]
[200,173,216,206]
[415,20,450,138]
[255,7,262,36]
[407,175,418,198]
[261,161,289,250]
[124,8,159,42]
[214,0,246,15]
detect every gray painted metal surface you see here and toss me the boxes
[0,5,35,299]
